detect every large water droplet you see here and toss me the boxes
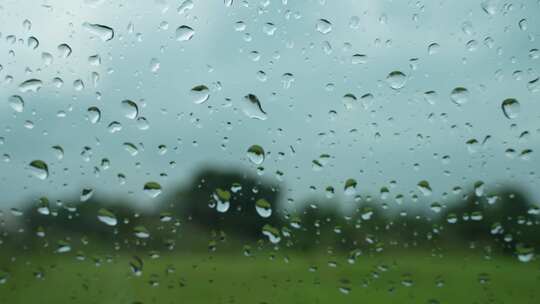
[386,71,407,90]
[242,94,267,120]
[19,79,43,92]
[450,87,469,105]
[176,25,194,41]
[190,85,210,104]
[87,107,101,124]
[501,98,520,119]
[8,95,24,112]
[255,198,272,218]
[80,188,94,202]
[144,182,162,198]
[29,160,48,180]
[316,19,332,34]
[83,22,114,41]
[97,208,117,226]
[262,224,281,244]
[417,180,432,196]
[247,145,265,165]
[121,100,139,119]
[213,188,231,213]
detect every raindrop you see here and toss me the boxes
[213,188,231,213]
[342,93,357,109]
[428,43,440,55]
[255,198,272,218]
[316,19,332,34]
[29,160,48,180]
[8,95,24,112]
[144,182,162,198]
[87,107,101,124]
[417,180,432,196]
[19,79,43,92]
[262,224,281,244]
[27,36,39,49]
[124,142,138,156]
[386,71,407,90]
[190,85,210,104]
[176,25,195,41]
[481,0,498,15]
[133,226,150,238]
[121,100,139,119]
[450,87,469,105]
[97,208,117,226]
[344,179,357,196]
[57,43,72,58]
[242,94,267,120]
[501,98,520,119]
[247,145,265,165]
[80,188,94,202]
[83,22,114,41]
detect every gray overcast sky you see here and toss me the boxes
[0,0,539,210]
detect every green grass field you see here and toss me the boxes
[1,251,538,304]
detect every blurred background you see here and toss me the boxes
[0,0,539,303]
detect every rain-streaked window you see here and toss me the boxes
[1,0,539,303]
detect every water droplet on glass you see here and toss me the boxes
[247,145,265,165]
[80,188,94,202]
[29,160,48,180]
[87,106,101,124]
[97,208,117,226]
[417,180,432,196]
[386,71,407,90]
[124,142,138,156]
[144,182,162,198]
[27,36,39,49]
[213,188,231,213]
[501,98,520,119]
[481,0,498,15]
[255,198,272,218]
[19,79,43,92]
[8,95,24,112]
[262,224,281,244]
[190,85,210,104]
[344,179,357,196]
[176,25,194,41]
[83,22,114,41]
[57,43,72,58]
[342,93,357,110]
[428,43,440,55]
[450,87,469,105]
[316,19,332,34]
[121,100,139,119]
[242,94,267,120]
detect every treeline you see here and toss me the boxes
[2,168,539,258]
